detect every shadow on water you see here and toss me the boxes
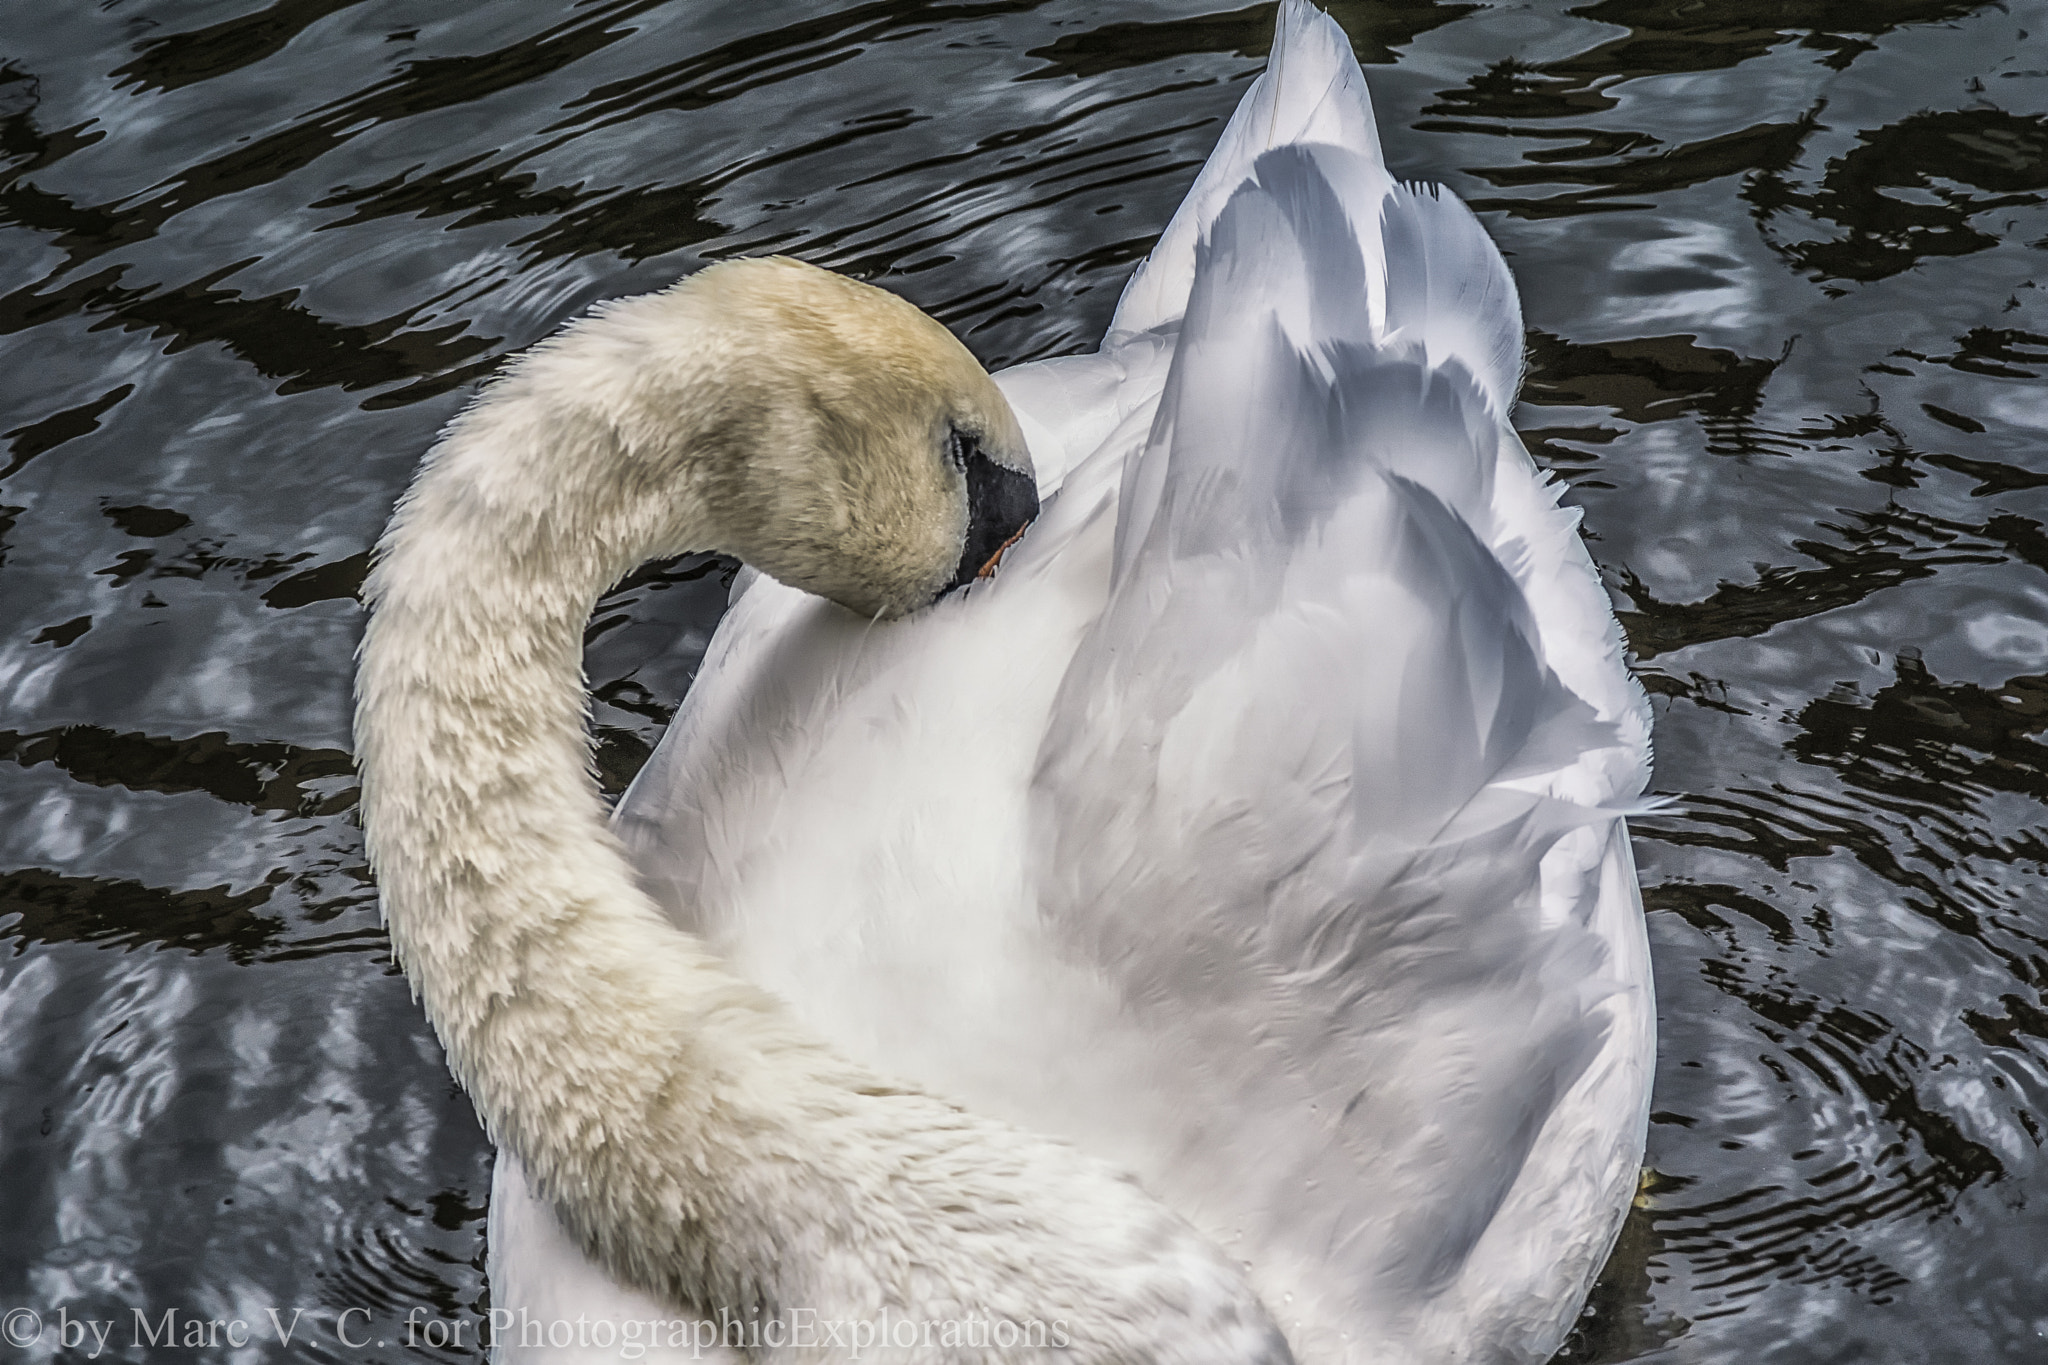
[0,867,292,961]
[1760,110,2048,283]
[0,727,355,814]
[0,0,2045,1359]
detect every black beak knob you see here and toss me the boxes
[948,450,1039,591]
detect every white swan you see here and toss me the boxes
[355,3,1654,1362]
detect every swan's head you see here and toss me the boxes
[649,258,1037,619]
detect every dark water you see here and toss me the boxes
[2,0,2045,1359]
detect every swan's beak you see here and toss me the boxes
[948,451,1038,592]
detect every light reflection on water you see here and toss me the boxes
[1,1,2045,1360]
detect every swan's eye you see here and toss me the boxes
[946,428,971,472]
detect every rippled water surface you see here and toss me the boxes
[3,0,2047,1359]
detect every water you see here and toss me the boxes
[2,0,2045,1359]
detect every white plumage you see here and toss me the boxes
[430,1,1654,1360]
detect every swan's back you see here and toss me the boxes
[611,3,1652,1360]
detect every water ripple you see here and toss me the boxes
[2,1,2046,1360]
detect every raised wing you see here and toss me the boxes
[1025,6,1653,1356]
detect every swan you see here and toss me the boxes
[354,3,1655,1362]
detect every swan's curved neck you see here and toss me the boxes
[355,364,828,1310]
[348,283,1281,1358]
[358,384,668,1053]
[359,362,697,1042]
